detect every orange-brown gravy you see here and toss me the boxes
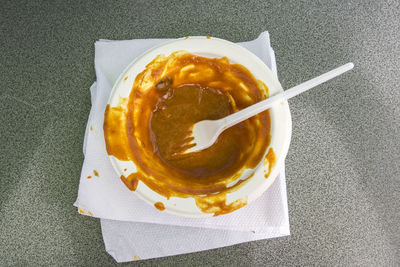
[195,194,248,217]
[154,202,165,211]
[120,173,139,191]
[264,148,276,179]
[104,51,274,215]
[151,84,248,177]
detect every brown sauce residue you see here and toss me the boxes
[264,148,276,178]
[154,202,165,211]
[124,168,127,171]
[120,173,139,191]
[195,194,248,216]
[104,98,130,161]
[104,51,271,215]
[93,170,99,177]
[87,175,92,179]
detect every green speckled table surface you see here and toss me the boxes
[1,0,399,265]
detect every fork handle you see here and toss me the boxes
[221,63,354,129]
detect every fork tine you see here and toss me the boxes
[165,133,197,159]
[181,136,195,145]
[170,142,197,158]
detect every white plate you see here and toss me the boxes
[106,36,292,218]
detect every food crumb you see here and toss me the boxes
[206,36,211,39]
[133,256,141,261]
[184,36,189,40]
[90,125,93,131]
[78,208,85,214]
[88,211,93,216]
[87,176,92,179]
[124,76,128,81]
[93,170,99,177]
[124,168,127,171]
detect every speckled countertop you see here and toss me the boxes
[0,1,399,266]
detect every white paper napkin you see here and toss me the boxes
[74,31,290,262]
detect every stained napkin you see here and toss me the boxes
[74,31,290,262]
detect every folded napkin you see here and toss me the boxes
[74,31,290,262]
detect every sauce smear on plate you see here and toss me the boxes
[104,51,275,215]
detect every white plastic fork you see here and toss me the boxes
[184,63,354,153]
